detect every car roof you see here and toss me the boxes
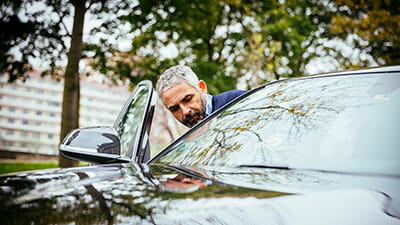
[307,65,400,78]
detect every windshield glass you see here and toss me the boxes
[155,74,400,174]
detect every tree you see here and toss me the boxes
[88,0,333,92]
[0,0,113,167]
[231,0,332,85]
[0,0,70,82]
[86,0,250,93]
[58,0,121,167]
[1,0,81,167]
[325,0,400,66]
[58,0,87,168]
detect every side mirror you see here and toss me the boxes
[59,126,130,164]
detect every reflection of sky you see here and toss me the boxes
[68,128,116,152]
[300,77,400,169]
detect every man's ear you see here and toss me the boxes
[198,80,207,94]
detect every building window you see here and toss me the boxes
[34,121,41,126]
[6,129,14,135]
[49,112,56,117]
[23,109,29,114]
[20,131,28,137]
[36,111,42,116]
[36,89,44,94]
[48,134,53,139]
[48,101,59,107]
[22,120,29,125]
[8,107,16,112]
[8,118,15,123]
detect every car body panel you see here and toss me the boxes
[0,163,399,225]
[0,163,286,224]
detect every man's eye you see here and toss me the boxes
[183,95,192,102]
[169,106,179,112]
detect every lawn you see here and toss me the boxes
[0,161,93,175]
[0,162,59,175]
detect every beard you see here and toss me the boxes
[181,93,207,128]
[182,110,205,127]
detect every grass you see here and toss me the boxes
[0,162,90,175]
[0,162,59,175]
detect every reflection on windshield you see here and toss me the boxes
[156,74,400,173]
[161,173,208,193]
[116,85,149,158]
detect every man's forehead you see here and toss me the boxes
[162,82,197,104]
[163,82,197,97]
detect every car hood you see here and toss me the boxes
[0,163,398,225]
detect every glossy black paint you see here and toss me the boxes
[59,126,130,164]
[0,163,285,224]
[1,162,399,224]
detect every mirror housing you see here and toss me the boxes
[59,126,130,164]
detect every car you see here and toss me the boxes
[0,66,399,225]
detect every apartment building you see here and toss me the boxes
[0,71,129,159]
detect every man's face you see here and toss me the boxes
[161,81,207,127]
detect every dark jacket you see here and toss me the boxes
[211,90,246,113]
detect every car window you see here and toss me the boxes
[114,82,152,159]
[149,99,189,157]
[154,74,400,174]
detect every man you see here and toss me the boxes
[156,65,246,127]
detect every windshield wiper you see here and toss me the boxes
[237,164,400,178]
[237,164,290,170]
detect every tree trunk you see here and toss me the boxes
[59,1,87,168]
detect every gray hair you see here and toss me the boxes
[156,65,200,98]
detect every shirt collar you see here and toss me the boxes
[205,94,213,116]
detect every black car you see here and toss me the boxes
[1,66,399,225]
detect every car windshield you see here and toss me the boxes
[154,74,400,174]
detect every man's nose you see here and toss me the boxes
[182,106,192,116]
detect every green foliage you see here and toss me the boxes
[0,0,71,81]
[0,162,58,175]
[192,60,236,94]
[326,0,400,66]
[87,0,335,92]
[156,182,287,201]
[0,162,90,175]
[2,0,397,92]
